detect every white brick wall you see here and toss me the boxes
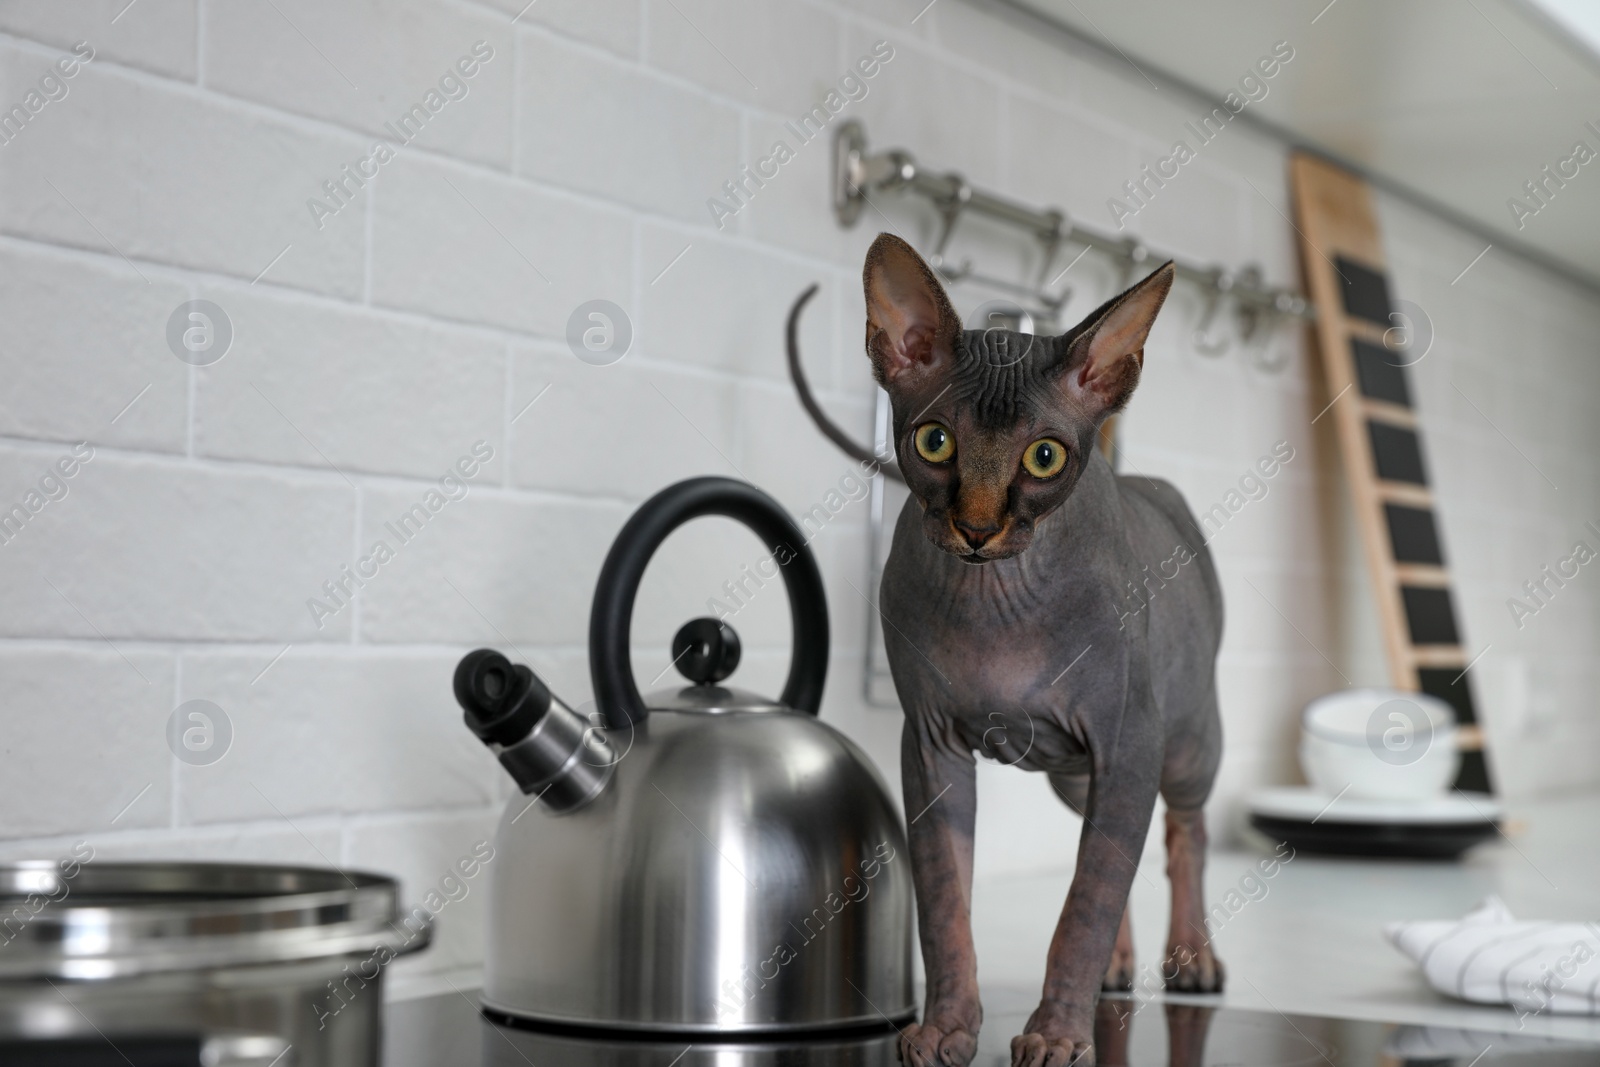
[1,0,1596,997]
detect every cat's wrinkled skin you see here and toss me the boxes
[858,234,1225,1067]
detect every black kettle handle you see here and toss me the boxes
[590,477,829,728]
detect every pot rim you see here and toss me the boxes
[0,861,430,981]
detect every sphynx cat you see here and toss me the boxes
[790,234,1225,1066]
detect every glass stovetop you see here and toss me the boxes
[385,986,1600,1065]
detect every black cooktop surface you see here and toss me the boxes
[385,986,1600,1065]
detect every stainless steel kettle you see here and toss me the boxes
[453,476,914,1036]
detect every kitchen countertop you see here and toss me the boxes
[384,989,1600,1064]
[969,790,1600,1042]
[386,791,1600,1059]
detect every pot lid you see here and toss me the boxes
[642,683,786,715]
[0,861,430,981]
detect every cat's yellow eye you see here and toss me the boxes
[914,422,955,464]
[1022,438,1068,479]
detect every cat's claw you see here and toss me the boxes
[1010,1031,1094,1067]
[1013,1002,1095,1067]
[1102,933,1135,991]
[899,1021,979,1066]
[1102,957,1134,992]
[1164,941,1225,992]
[1102,905,1136,992]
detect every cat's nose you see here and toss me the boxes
[955,520,1001,548]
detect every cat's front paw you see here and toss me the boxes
[1010,1031,1093,1067]
[1163,939,1224,993]
[1102,934,1135,991]
[1012,1002,1095,1067]
[900,1014,980,1066]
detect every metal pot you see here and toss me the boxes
[453,476,914,1036]
[482,1021,900,1065]
[0,861,430,1065]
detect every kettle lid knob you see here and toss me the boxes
[672,618,741,686]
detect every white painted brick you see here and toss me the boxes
[0,447,356,641]
[0,242,188,452]
[345,811,499,975]
[1121,354,1273,464]
[813,512,874,655]
[1243,183,1302,283]
[204,0,514,169]
[930,2,1079,101]
[194,288,505,479]
[0,1,197,80]
[1131,155,1246,268]
[0,822,342,866]
[1188,475,1323,568]
[830,262,880,397]
[0,49,367,297]
[370,155,632,336]
[1072,53,1204,156]
[355,487,625,645]
[633,520,797,680]
[176,649,498,823]
[475,0,640,57]
[356,475,797,668]
[645,0,838,115]
[509,347,739,499]
[1004,96,1134,229]
[513,30,740,223]
[843,29,1004,190]
[0,648,174,839]
[736,378,874,521]
[638,224,835,380]
[1215,562,1341,665]
[742,112,850,262]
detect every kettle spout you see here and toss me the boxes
[454,650,614,813]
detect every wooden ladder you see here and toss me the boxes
[1288,152,1492,793]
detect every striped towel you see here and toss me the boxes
[1386,896,1600,1015]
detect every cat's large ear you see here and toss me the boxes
[1062,262,1175,418]
[862,233,962,387]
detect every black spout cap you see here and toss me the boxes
[454,649,551,747]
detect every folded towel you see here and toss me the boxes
[1386,896,1600,1015]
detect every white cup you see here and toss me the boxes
[1299,688,1459,802]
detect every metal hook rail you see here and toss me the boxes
[831,120,1314,352]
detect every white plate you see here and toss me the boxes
[1248,785,1503,825]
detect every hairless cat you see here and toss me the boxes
[788,234,1225,1067]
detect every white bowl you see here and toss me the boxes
[1299,688,1459,802]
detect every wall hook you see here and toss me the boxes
[1192,268,1233,357]
[830,123,1316,343]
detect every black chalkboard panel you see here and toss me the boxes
[1418,666,1477,725]
[1402,586,1459,645]
[1385,504,1444,564]
[1368,421,1428,484]
[1334,256,1394,325]
[1352,338,1412,407]
[1416,666,1491,791]
[1455,749,1493,794]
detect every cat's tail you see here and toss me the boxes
[786,284,905,483]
